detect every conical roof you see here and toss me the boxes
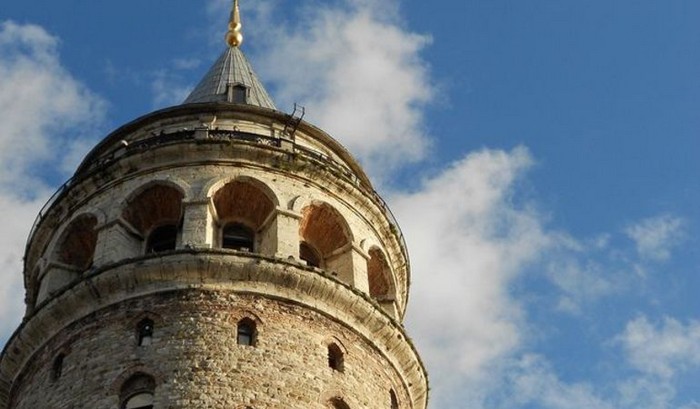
[183,46,276,109]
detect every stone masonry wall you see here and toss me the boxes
[10,290,410,409]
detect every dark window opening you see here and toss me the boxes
[146,224,178,253]
[51,353,65,381]
[137,319,154,346]
[330,397,351,409]
[223,223,254,251]
[328,343,344,372]
[390,389,399,409]
[120,373,156,409]
[232,84,248,103]
[300,241,322,268]
[237,318,257,346]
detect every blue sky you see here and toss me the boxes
[1,1,699,408]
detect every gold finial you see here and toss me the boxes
[225,0,244,47]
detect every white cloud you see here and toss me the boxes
[541,233,623,314]
[502,355,613,409]
[0,195,45,344]
[494,351,689,409]
[618,316,700,379]
[390,147,550,406]
[545,258,615,314]
[220,0,435,178]
[625,215,684,261]
[0,21,106,345]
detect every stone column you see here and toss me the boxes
[181,199,214,248]
[259,208,301,259]
[326,243,369,292]
[93,219,142,266]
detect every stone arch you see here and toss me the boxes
[111,366,163,395]
[205,175,279,208]
[209,177,278,253]
[324,337,347,373]
[122,182,186,237]
[298,201,353,264]
[28,266,42,311]
[38,213,100,304]
[121,182,185,255]
[118,372,156,409]
[52,213,99,271]
[212,179,276,228]
[367,246,394,299]
[288,194,311,212]
[298,201,362,287]
[230,309,265,326]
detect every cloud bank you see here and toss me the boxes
[0,21,105,345]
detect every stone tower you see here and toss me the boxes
[0,2,428,408]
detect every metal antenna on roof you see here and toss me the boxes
[225,0,244,48]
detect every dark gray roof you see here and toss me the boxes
[183,47,276,109]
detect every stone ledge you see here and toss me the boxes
[0,250,428,409]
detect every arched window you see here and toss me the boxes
[56,214,98,271]
[122,184,184,255]
[300,241,322,268]
[213,180,275,253]
[146,224,178,253]
[299,204,350,258]
[328,343,344,372]
[120,373,156,409]
[298,203,352,279]
[237,318,257,346]
[51,353,65,381]
[137,319,154,346]
[367,248,391,298]
[390,389,399,409]
[222,223,255,251]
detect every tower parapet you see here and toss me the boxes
[0,4,427,408]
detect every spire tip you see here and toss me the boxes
[225,0,243,48]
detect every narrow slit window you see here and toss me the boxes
[328,343,344,372]
[237,318,257,346]
[390,389,399,409]
[51,353,65,381]
[137,319,154,346]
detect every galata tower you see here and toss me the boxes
[0,2,428,408]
